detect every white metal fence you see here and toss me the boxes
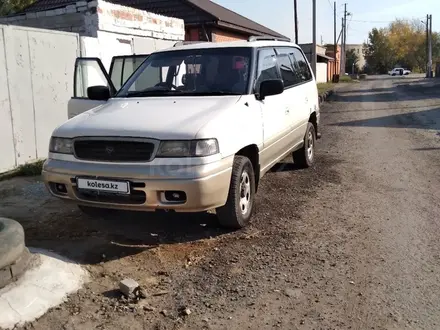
[0,24,80,173]
[0,24,179,174]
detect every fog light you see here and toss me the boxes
[163,191,187,203]
[55,183,67,194]
[49,182,68,195]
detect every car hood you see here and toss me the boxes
[54,96,242,139]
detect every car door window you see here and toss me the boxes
[275,48,301,88]
[291,48,313,82]
[74,58,115,98]
[276,53,298,87]
[255,48,280,92]
[110,55,149,90]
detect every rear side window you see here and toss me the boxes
[291,48,313,82]
[275,53,298,87]
[255,48,280,92]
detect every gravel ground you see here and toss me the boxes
[1,75,440,330]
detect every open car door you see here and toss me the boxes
[68,54,149,119]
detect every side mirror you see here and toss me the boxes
[87,85,111,101]
[258,79,284,100]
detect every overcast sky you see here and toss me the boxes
[214,0,440,45]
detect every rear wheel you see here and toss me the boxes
[216,156,255,229]
[78,205,111,217]
[293,122,316,168]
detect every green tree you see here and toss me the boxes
[0,0,35,15]
[363,28,395,74]
[345,49,360,73]
[388,19,425,71]
[363,18,439,73]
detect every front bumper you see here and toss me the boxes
[42,156,233,212]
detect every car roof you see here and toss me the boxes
[157,40,301,53]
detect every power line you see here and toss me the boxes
[346,13,353,31]
[326,0,334,12]
[348,18,424,24]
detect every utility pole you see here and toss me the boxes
[333,1,337,81]
[294,0,298,44]
[428,14,433,78]
[342,3,347,75]
[426,14,429,75]
[311,0,317,77]
[340,17,345,74]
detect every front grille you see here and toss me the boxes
[74,188,146,205]
[74,139,155,162]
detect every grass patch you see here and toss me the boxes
[339,75,354,82]
[317,82,335,94]
[16,159,45,176]
[0,159,45,182]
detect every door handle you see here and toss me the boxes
[305,97,308,103]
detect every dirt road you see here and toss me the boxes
[1,75,440,330]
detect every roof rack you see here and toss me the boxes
[173,41,210,47]
[248,35,291,43]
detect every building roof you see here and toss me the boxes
[185,0,287,38]
[317,53,334,61]
[21,0,288,39]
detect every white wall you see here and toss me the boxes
[81,31,176,72]
[0,29,15,172]
[0,2,185,173]
[316,62,327,83]
[0,24,79,173]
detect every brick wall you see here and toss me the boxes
[97,0,184,40]
[0,0,185,40]
[185,28,199,41]
[0,2,96,34]
[212,28,248,42]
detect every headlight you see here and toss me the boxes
[49,137,73,154]
[157,139,219,157]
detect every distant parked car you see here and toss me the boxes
[388,68,411,76]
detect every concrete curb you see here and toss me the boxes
[0,248,32,289]
[0,249,89,329]
[0,218,29,288]
[319,89,334,104]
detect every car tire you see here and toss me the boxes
[78,205,111,217]
[0,218,25,270]
[216,156,255,229]
[293,122,316,168]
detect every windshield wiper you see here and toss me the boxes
[125,89,182,97]
[192,91,242,96]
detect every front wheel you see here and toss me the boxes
[216,156,255,229]
[293,122,316,168]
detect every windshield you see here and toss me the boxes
[116,47,252,97]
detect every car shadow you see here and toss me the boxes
[412,147,440,151]
[19,200,231,264]
[366,75,408,81]
[336,87,395,94]
[269,161,302,172]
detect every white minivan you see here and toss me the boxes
[43,36,321,229]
